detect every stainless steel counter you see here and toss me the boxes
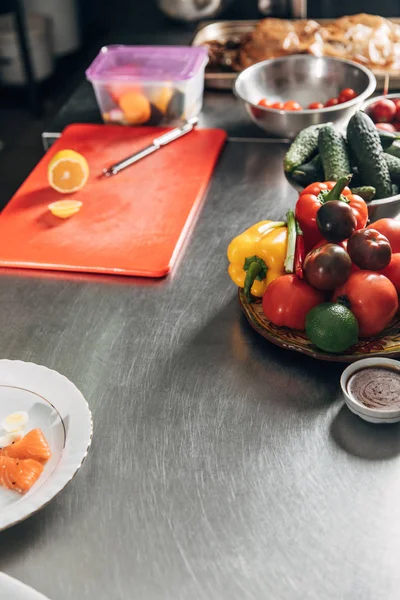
[1,138,400,599]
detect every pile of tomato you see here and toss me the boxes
[262,178,400,342]
[257,88,358,111]
[368,98,400,133]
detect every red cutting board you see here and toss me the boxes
[0,124,226,277]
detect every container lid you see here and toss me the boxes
[86,45,208,83]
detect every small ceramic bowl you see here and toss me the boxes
[341,357,400,424]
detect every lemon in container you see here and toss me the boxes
[85,45,208,126]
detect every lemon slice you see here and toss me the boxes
[48,200,82,219]
[2,411,29,433]
[48,149,89,194]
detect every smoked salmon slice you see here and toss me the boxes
[0,456,43,493]
[0,428,51,462]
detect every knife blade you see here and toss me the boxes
[101,117,198,177]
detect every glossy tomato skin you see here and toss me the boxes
[367,219,400,253]
[371,99,396,123]
[347,228,392,271]
[325,98,339,107]
[284,100,302,111]
[376,122,397,132]
[303,243,352,290]
[338,88,357,103]
[394,99,400,121]
[262,274,325,331]
[308,102,324,109]
[381,253,400,293]
[258,98,273,108]
[312,239,359,273]
[333,271,398,337]
[271,102,284,110]
[316,201,357,242]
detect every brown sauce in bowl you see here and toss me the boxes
[348,367,400,410]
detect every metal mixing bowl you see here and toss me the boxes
[234,55,376,139]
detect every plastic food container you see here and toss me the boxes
[86,45,208,126]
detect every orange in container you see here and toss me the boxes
[119,91,151,125]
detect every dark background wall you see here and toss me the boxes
[107,0,400,28]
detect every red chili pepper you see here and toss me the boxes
[295,176,368,251]
[294,220,305,279]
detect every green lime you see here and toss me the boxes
[305,302,359,353]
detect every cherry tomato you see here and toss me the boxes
[308,102,324,110]
[262,274,325,331]
[393,122,400,132]
[394,99,400,121]
[380,253,400,293]
[371,99,396,123]
[338,88,357,103]
[258,98,273,108]
[376,122,397,132]
[271,102,285,110]
[313,239,359,273]
[304,243,352,291]
[333,271,398,337]
[325,98,339,107]
[283,100,302,111]
[367,219,400,253]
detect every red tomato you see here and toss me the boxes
[380,253,400,293]
[333,271,398,337]
[371,99,396,123]
[283,100,302,111]
[367,219,400,253]
[258,98,273,108]
[376,122,397,132]
[394,99,400,121]
[308,102,324,110]
[338,88,357,103]
[262,274,325,331]
[312,240,359,273]
[393,122,400,132]
[271,102,285,110]
[325,98,339,107]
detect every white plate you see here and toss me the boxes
[0,360,92,531]
[0,573,50,600]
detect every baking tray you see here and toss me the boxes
[192,19,400,91]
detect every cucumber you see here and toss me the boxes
[350,167,362,188]
[318,124,350,181]
[291,154,324,186]
[385,140,400,160]
[384,153,400,182]
[284,125,325,173]
[378,130,400,150]
[351,186,376,201]
[393,184,399,196]
[347,112,392,199]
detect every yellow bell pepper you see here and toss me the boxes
[227,220,288,302]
